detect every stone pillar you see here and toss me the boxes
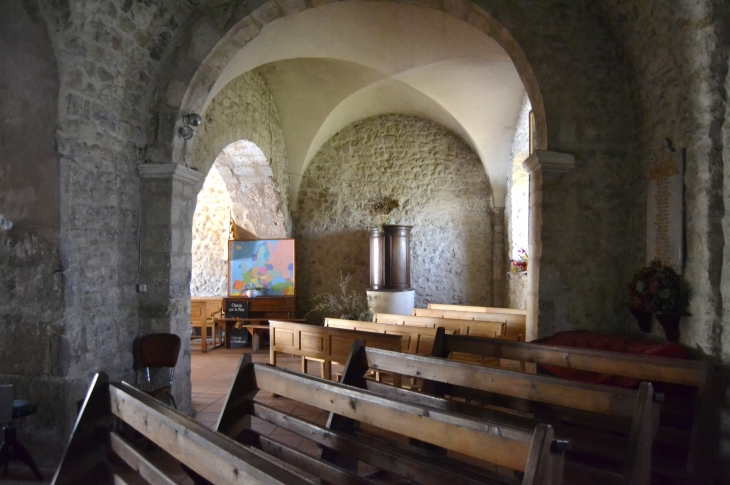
[491,207,507,307]
[138,163,203,416]
[522,151,575,341]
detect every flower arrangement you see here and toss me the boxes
[627,260,682,314]
[369,194,399,229]
[369,194,399,216]
[307,272,372,323]
[510,248,528,272]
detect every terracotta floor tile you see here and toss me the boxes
[269,434,303,449]
[295,439,320,456]
[251,421,278,436]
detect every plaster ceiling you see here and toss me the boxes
[207,1,526,207]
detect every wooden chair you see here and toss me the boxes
[190,298,222,353]
[133,333,181,409]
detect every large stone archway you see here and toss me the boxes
[137,0,637,411]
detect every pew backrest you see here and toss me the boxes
[269,320,401,380]
[351,344,660,485]
[52,373,318,485]
[428,303,527,316]
[373,312,507,338]
[432,332,715,485]
[217,355,567,485]
[414,307,525,339]
[324,318,451,355]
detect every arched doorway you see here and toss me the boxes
[191,139,288,297]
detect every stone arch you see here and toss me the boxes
[191,138,288,296]
[214,140,288,239]
[189,69,292,235]
[166,0,548,174]
[140,0,638,363]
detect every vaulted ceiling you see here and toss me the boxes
[205,1,526,207]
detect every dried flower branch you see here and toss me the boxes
[369,195,399,216]
[306,272,373,323]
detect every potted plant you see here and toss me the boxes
[627,260,685,340]
[307,272,372,323]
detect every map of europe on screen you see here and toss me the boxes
[229,240,295,296]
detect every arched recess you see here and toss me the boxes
[0,0,64,463]
[140,2,546,384]
[191,139,288,297]
[140,0,639,405]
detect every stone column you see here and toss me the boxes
[138,163,203,416]
[491,207,507,307]
[522,151,575,341]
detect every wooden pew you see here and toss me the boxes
[373,312,507,338]
[340,340,662,485]
[324,318,450,355]
[428,332,717,485]
[414,307,526,340]
[52,373,320,485]
[269,320,401,381]
[216,354,568,485]
[428,303,527,316]
[324,318,456,387]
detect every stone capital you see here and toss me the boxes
[522,150,575,174]
[138,163,204,185]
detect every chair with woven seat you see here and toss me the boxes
[133,333,181,409]
[0,385,44,481]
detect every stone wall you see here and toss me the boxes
[191,166,230,297]
[0,0,66,463]
[32,0,200,464]
[214,140,288,239]
[592,0,730,475]
[294,114,497,313]
[191,71,291,237]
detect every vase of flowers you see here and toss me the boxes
[627,260,684,340]
[510,248,528,273]
[370,194,399,232]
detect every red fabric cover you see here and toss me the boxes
[533,331,690,388]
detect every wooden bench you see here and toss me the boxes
[340,339,662,485]
[191,297,223,352]
[428,331,717,485]
[324,318,457,387]
[215,354,568,485]
[373,312,507,338]
[51,373,322,485]
[269,320,402,381]
[428,303,527,315]
[324,318,451,355]
[414,307,526,340]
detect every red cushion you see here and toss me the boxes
[533,331,690,388]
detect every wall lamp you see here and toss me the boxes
[179,113,203,139]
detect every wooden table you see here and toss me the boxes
[214,317,308,352]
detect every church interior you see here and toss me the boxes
[2,0,730,483]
